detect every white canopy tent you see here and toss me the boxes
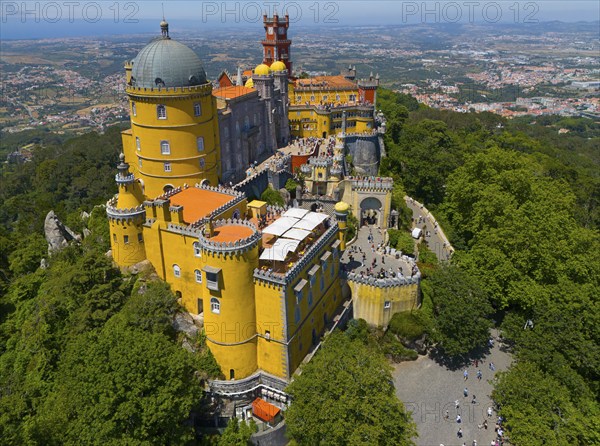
[283,208,309,219]
[282,228,311,241]
[262,216,299,236]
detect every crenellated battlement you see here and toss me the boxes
[106,196,145,221]
[199,219,260,255]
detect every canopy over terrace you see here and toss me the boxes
[259,208,330,268]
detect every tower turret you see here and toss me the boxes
[200,219,261,380]
[262,13,292,74]
[334,201,350,251]
[107,153,147,266]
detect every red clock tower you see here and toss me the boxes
[262,13,292,74]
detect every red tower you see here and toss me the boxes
[262,14,292,74]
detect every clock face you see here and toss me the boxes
[268,27,273,34]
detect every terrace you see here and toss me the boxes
[254,207,336,281]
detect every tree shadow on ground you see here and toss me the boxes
[429,343,492,371]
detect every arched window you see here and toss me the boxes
[131,101,137,116]
[294,306,301,323]
[196,136,204,152]
[173,264,181,278]
[195,269,202,283]
[160,140,170,155]
[199,158,205,169]
[136,136,141,151]
[193,242,201,257]
[232,209,240,219]
[164,162,171,172]
[210,297,220,314]
[193,102,201,117]
[157,104,167,119]
[310,95,315,102]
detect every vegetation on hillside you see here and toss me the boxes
[285,330,416,445]
[378,87,600,443]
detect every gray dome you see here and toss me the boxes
[131,37,207,88]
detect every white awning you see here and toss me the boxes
[283,208,309,219]
[260,247,287,261]
[260,238,300,261]
[262,216,299,236]
[282,228,311,241]
[303,212,329,225]
[273,238,300,253]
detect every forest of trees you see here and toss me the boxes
[1,88,598,444]
[376,88,600,444]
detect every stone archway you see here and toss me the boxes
[360,197,383,227]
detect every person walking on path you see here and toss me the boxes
[444,410,449,421]
[477,370,482,380]
[456,414,462,423]
[464,370,469,381]
[455,399,460,410]
[472,395,477,404]
[464,387,469,397]
[487,406,493,417]
[457,428,463,438]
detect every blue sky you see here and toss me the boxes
[1,1,599,39]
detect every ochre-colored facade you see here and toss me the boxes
[122,82,221,199]
[350,281,419,328]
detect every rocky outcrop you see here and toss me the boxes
[44,210,81,254]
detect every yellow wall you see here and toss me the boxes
[255,282,287,378]
[124,84,221,199]
[202,247,259,380]
[109,216,146,266]
[289,107,374,139]
[351,282,419,328]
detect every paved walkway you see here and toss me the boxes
[405,197,453,262]
[341,224,415,279]
[393,331,512,446]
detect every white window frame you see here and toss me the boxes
[210,298,220,314]
[157,104,167,119]
[196,136,204,152]
[164,162,171,172]
[173,264,181,278]
[193,241,201,257]
[384,301,391,309]
[193,102,201,117]
[136,136,141,151]
[131,101,136,116]
[160,140,170,155]
[195,269,202,283]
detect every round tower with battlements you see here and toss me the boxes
[199,219,261,380]
[106,153,147,266]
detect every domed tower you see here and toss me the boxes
[253,64,278,154]
[334,201,350,251]
[124,20,220,199]
[106,153,147,266]
[199,219,261,380]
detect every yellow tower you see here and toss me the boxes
[122,20,221,199]
[200,219,261,380]
[334,201,350,251]
[106,153,147,266]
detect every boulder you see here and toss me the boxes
[173,312,199,338]
[44,210,81,254]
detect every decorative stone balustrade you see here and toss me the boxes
[209,370,288,396]
[330,165,343,176]
[300,164,311,174]
[198,219,260,254]
[115,173,135,184]
[126,83,212,96]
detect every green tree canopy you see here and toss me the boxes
[426,265,492,357]
[285,330,416,446]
